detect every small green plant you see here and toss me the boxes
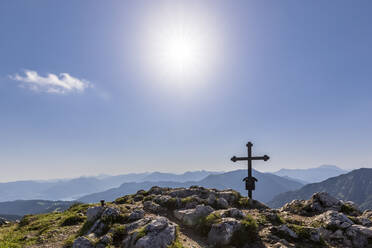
[231,191,242,204]
[289,224,311,239]
[198,212,221,235]
[61,215,85,226]
[112,225,127,244]
[136,189,149,196]
[256,215,268,225]
[162,198,179,210]
[18,215,33,228]
[181,197,193,205]
[134,226,147,243]
[168,238,185,248]
[238,197,252,208]
[78,220,95,236]
[67,203,90,213]
[341,204,355,215]
[62,236,75,248]
[114,195,133,204]
[231,215,258,246]
[143,195,155,202]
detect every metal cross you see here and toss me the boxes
[231,142,270,199]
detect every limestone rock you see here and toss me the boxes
[174,205,214,226]
[128,209,145,222]
[345,224,372,247]
[147,186,165,195]
[122,217,177,248]
[208,217,241,246]
[86,206,103,222]
[313,192,341,208]
[314,210,353,229]
[362,210,372,220]
[281,192,346,216]
[277,225,298,239]
[0,217,8,226]
[154,195,172,206]
[229,208,245,219]
[217,197,229,209]
[101,206,120,221]
[206,194,217,206]
[143,201,165,213]
[72,236,94,248]
[216,190,240,205]
[126,217,152,233]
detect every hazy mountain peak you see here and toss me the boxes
[273,165,348,183]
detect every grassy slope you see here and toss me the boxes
[0,203,90,248]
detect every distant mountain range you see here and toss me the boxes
[0,170,219,202]
[268,168,372,210]
[0,200,74,219]
[78,169,304,203]
[272,165,348,183]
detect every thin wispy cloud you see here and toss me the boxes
[10,70,91,94]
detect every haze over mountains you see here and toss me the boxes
[77,169,303,204]
[0,170,219,202]
[1,165,365,219]
[269,168,372,210]
[0,200,73,218]
[272,165,348,183]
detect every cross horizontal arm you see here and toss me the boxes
[231,155,270,162]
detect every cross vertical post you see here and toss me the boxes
[231,141,270,199]
[247,142,253,198]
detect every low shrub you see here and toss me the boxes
[61,215,85,226]
[112,225,127,244]
[198,212,221,235]
[231,215,258,246]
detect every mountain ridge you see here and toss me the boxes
[78,169,303,203]
[268,168,372,210]
[272,165,348,183]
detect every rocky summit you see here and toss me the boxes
[0,186,371,248]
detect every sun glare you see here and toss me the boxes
[138,5,220,90]
[156,27,205,81]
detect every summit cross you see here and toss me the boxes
[231,142,270,199]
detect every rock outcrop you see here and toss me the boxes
[67,188,372,248]
[0,217,8,227]
[1,186,372,248]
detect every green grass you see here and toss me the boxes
[61,214,85,226]
[289,224,311,239]
[62,236,75,248]
[160,198,180,210]
[168,238,186,248]
[231,214,258,246]
[143,195,155,202]
[136,189,148,195]
[341,204,355,215]
[0,204,89,248]
[198,212,222,236]
[78,220,94,236]
[112,225,127,244]
[134,226,147,243]
[0,226,26,248]
[181,197,194,205]
[114,195,134,204]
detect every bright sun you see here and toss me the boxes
[156,27,205,81]
[139,5,219,89]
[163,32,199,73]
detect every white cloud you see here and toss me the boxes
[10,70,91,94]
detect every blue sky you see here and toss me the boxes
[1,0,372,181]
